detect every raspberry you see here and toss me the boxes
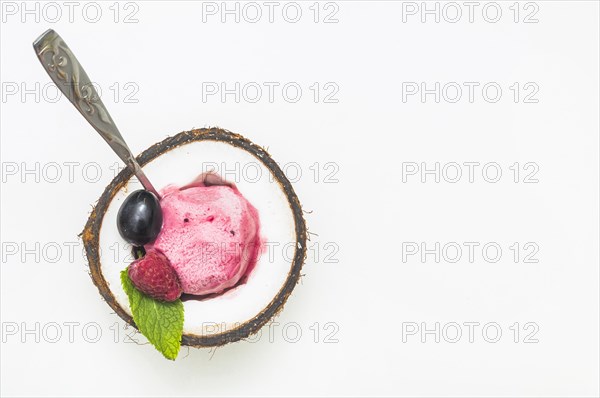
[128,249,182,302]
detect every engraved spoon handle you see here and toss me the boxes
[32,29,160,198]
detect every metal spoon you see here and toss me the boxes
[32,29,160,199]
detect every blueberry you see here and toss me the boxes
[117,190,163,246]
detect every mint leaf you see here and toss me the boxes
[120,269,184,360]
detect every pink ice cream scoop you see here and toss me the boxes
[145,175,261,296]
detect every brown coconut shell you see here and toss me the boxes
[81,128,307,347]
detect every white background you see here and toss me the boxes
[1,1,599,397]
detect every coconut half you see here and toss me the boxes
[82,128,307,347]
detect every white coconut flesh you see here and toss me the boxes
[98,140,297,337]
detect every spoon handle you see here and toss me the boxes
[32,29,160,198]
